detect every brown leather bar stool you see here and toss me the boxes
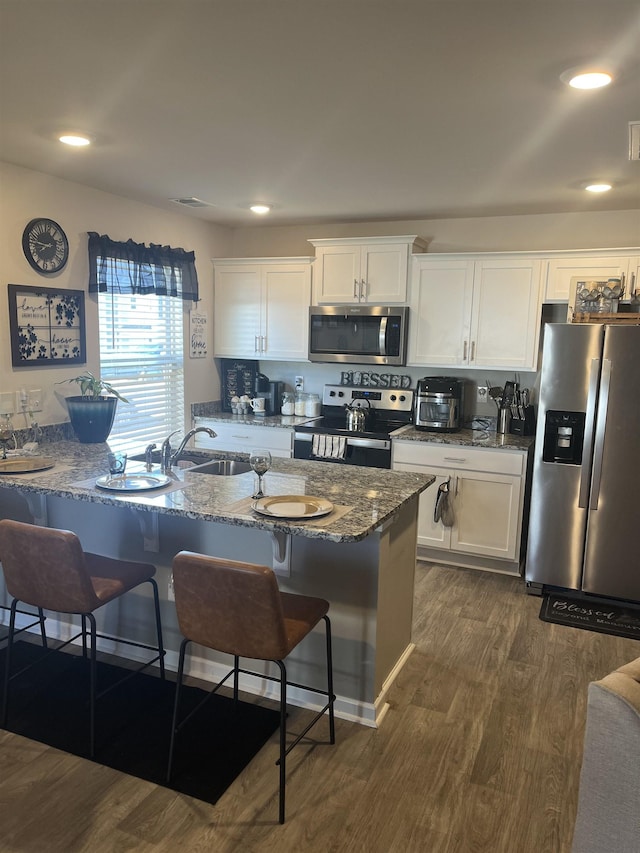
[0,518,165,758]
[167,550,336,824]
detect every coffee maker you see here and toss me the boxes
[254,373,284,415]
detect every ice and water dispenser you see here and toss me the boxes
[542,410,586,464]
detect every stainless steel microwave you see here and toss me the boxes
[308,305,409,365]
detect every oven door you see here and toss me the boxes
[293,433,392,468]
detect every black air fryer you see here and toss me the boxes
[414,377,464,432]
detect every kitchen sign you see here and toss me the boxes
[340,371,412,389]
[189,309,207,358]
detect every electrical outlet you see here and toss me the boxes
[0,392,15,414]
[15,389,28,411]
[476,385,489,404]
[27,389,42,412]
[294,375,304,392]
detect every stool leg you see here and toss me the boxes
[323,615,336,744]
[87,612,97,759]
[233,655,239,705]
[38,608,47,648]
[275,659,287,824]
[81,615,88,658]
[1,599,19,728]
[148,578,165,679]
[167,637,189,783]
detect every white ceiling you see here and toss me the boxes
[1,0,639,228]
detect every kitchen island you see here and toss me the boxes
[0,441,433,726]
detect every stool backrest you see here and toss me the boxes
[0,519,99,613]
[172,551,289,660]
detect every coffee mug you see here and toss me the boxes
[250,397,266,414]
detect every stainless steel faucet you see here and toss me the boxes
[160,427,217,473]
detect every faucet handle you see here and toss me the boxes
[144,442,157,471]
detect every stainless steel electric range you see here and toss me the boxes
[293,385,414,468]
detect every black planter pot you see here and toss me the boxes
[65,396,118,443]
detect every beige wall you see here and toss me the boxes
[229,209,640,257]
[0,161,232,428]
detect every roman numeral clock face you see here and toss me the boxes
[22,218,69,274]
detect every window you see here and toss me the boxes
[98,286,184,454]
[88,231,199,455]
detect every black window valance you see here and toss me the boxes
[87,232,199,302]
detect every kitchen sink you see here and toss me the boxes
[129,452,251,475]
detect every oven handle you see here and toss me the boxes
[294,432,391,451]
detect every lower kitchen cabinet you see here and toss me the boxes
[392,440,528,575]
[193,419,293,457]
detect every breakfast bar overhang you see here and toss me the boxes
[0,443,433,726]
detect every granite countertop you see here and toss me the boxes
[390,426,535,452]
[194,412,319,428]
[0,441,432,544]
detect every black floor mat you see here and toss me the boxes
[539,593,640,641]
[0,641,280,804]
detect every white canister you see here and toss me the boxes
[305,394,321,417]
[281,392,295,416]
[294,393,307,416]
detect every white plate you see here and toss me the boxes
[252,494,334,519]
[95,473,172,492]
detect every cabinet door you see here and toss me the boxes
[407,259,474,365]
[393,462,452,548]
[360,242,409,303]
[263,264,311,360]
[469,259,542,370]
[314,246,361,303]
[450,470,522,560]
[545,256,629,302]
[213,265,262,357]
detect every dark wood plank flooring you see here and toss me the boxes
[1,561,637,852]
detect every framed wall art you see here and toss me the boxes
[8,284,86,367]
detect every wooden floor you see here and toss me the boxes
[1,561,638,853]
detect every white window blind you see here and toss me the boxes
[98,289,184,454]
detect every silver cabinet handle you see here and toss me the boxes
[470,341,476,361]
[443,456,467,463]
[254,335,259,353]
[360,279,366,301]
[354,278,359,299]
[463,340,468,360]
[261,335,266,353]
[631,271,637,296]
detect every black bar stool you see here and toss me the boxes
[167,550,335,824]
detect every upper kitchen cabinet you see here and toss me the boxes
[408,254,543,370]
[308,235,427,304]
[543,249,639,302]
[213,257,313,361]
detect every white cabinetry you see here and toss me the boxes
[542,250,639,302]
[408,254,542,370]
[193,419,293,457]
[213,257,313,361]
[309,235,426,304]
[392,441,527,575]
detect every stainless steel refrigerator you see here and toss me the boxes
[526,322,640,602]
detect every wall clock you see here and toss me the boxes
[22,217,69,274]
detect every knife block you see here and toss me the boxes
[509,405,536,436]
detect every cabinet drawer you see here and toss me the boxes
[392,441,524,476]
[193,420,292,456]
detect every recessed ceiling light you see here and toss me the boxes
[563,70,613,90]
[59,134,92,147]
[585,183,612,193]
[250,204,271,215]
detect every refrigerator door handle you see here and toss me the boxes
[588,358,611,510]
[578,357,601,509]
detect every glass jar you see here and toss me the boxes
[294,392,307,416]
[305,393,321,417]
[281,391,295,416]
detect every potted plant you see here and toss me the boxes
[57,371,129,443]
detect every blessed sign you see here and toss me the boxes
[340,371,412,389]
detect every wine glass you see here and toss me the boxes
[249,450,272,499]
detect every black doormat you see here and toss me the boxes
[0,641,280,804]
[539,593,640,641]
